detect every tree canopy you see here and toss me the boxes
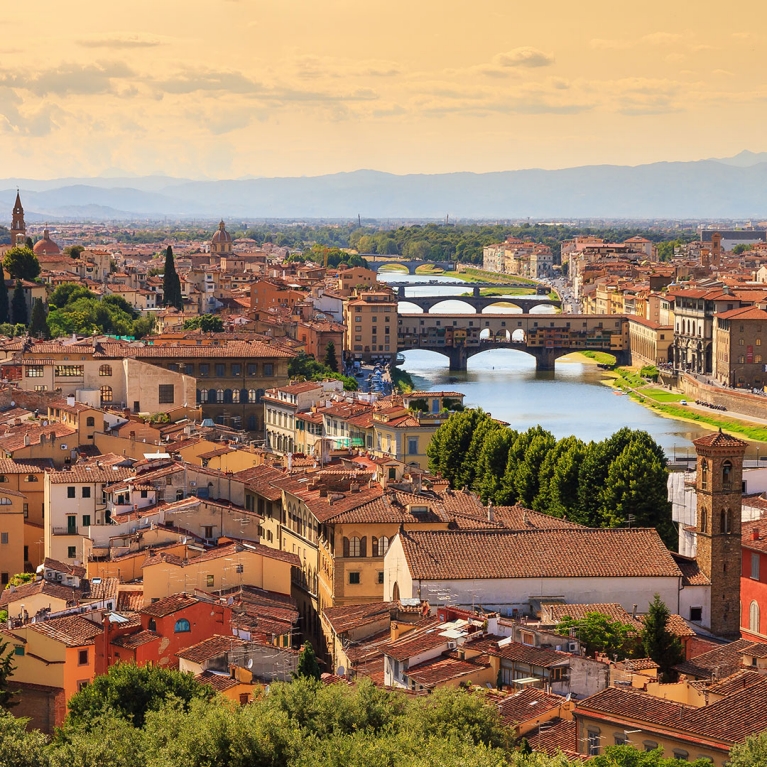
[2,247,40,282]
[182,314,224,333]
[641,594,684,681]
[556,612,638,659]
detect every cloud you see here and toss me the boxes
[0,86,59,136]
[494,47,554,68]
[159,67,262,95]
[0,61,136,96]
[76,34,166,49]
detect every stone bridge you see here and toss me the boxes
[397,312,629,371]
[362,256,456,274]
[397,290,560,314]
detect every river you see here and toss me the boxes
[378,271,711,455]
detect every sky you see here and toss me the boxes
[1,0,766,179]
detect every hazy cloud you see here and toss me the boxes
[77,34,166,49]
[495,47,555,68]
[0,61,136,96]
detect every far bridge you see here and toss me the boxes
[397,289,560,314]
[362,256,456,274]
[397,313,629,371]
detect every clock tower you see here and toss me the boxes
[694,429,747,637]
[10,190,25,247]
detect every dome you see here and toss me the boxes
[211,220,232,245]
[33,228,61,256]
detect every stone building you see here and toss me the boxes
[713,305,767,389]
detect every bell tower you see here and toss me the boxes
[694,429,747,637]
[10,190,25,247]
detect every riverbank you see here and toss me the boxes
[452,266,539,285]
[607,368,767,443]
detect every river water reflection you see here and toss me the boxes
[378,272,711,454]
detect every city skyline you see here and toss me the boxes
[1,0,766,179]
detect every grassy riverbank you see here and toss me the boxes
[452,267,538,285]
[460,287,536,297]
[609,367,767,442]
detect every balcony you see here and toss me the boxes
[52,526,78,536]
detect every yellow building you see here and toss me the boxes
[343,288,397,362]
[141,542,299,604]
[0,487,27,585]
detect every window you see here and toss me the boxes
[13,645,24,657]
[750,601,760,634]
[148,618,156,631]
[263,363,274,377]
[199,363,210,377]
[100,385,113,403]
[348,536,361,557]
[82,487,91,498]
[25,365,44,377]
[67,546,77,558]
[99,364,112,376]
[613,734,628,746]
[23,503,28,518]
[720,508,732,534]
[690,606,703,622]
[752,552,761,580]
[247,363,258,376]
[77,649,89,665]
[67,486,76,498]
[0,573,7,585]
[168,363,179,373]
[388,467,397,480]
[158,385,175,405]
[408,437,418,455]
[55,365,84,377]
[215,363,226,377]
[349,572,360,584]
[379,536,389,556]
[174,619,191,633]
[378,571,384,584]
[82,515,91,527]
[86,416,95,427]
[184,363,195,375]
[206,574,214,587]
[231,363,242,376]
[587,729,601,756]
[700,459,708,490]
[216,389,224,403]
[643,741,659,753]
[700,508,707,534]
[672,750,689,761]
[203,526,213,539]
[0,532,7,544]
[723,460,733,490]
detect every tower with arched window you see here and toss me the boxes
[694,429,747,637]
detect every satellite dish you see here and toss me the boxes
[565,693,571,702]
[247,658,253,669]
[336,666,345,677]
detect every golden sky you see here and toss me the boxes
[1,0,766,179]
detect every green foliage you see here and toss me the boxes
[730,730,767,767]
[0,277,8,325]
[0,324,27,338]
[641,594,684,681]
[182,314,224,332]
[391,365,414,393]
[657,240,684,261]
[11,283,27,326]
[3,247,40,281]
[300,244,369,269]
[639,365,659,381]
[29,298,49,338]
[295,642,322,681]
[408,397,429,413]
[426,409,486,486]
[0,711,48,766]
[590,745,713,766]
[64,662,215,730]
[323,341,338,372]
[4,573,34,589]
[48,283,95,309]
[0,640,18,710]
[162,246,184,311]
[732,243,753,255]
[556,612,637,658]
[64,245,84,259]
[288,352,357,391]
[0,610,6,624]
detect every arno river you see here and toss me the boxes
[379,273,711,456]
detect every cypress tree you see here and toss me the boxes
[641,594,684,681]
[163,246,183,311]
[0,273,9,324]
[11,281,27,326]
[29,298,49,338]
[323,341,338,372]
[294,642,321,681]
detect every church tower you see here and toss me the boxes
[10,191,25,247]
[694,429,747,637]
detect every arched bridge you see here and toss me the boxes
[397,292,560,313]
[362,256,456,274]
[397,312,629,371]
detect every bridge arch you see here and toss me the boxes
[481,300,523,314]
[426,298,478,314]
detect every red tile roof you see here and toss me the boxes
[692,430,748,449]
[323,602,395,635]
[176,634,245,663]
[26,615,102,647]
[140,593,199,618]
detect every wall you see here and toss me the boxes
[0,497,25,583]
[679,374,767,421]
[9,682,66,734]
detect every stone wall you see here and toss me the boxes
[678,374,767,421]
[10,682,66,734]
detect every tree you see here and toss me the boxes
[294,641,322,681]
[590,745,713,766]
[0,640,18,710]
[641,595,684,681]
[730,730,767,767]
[323,341,338,372]
[64,245,84,259]
[182,314,224,333]
[0,275,8,325]
[556,612,637,658]
[29,298,49,338]
[457,413,499,490]
[11,282,26,326]
[64,662,214,729]
[426,410,486,486]
[474,428,516,503]
[162,246,183,311]
[3,247,40,281]
[48,282,95,309]
[0,711,49,767]
[534,436,586,519]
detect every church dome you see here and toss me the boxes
[33,228,61,256]
[211,220,232,245]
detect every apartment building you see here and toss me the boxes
[713,306,767,388]
[343,288,398,362]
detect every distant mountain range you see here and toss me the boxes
[3,151,767,221]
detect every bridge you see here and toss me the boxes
[362,256,456,274]
[397,313,629,371]
[397,291,561,314]
[387,281,546,291]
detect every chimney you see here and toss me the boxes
[753,528,761,541]
[632,604,638,619]
[487,501,495,523]
[66,395,75,407]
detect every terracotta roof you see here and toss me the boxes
[116,587,144,612]
[675,638,757,679]
[43,558,86,578]
[542,603,641,628]
[323,602,395,635]
[95,341,294,359]
[492,687,568,728]
[48,466,135,484]
[26,614,102,647]
[196,670,239,692]
[527,719,580,759]
[397,528,681,581]
[0,579,83,608]
[176,634,245,663]
[707,669,765,697]
[405,652,491,688]
[482,639,569,668]
[140,593,199,618]
[111,630,161,649]
[692,430,748,449]
[672,553,711,586]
